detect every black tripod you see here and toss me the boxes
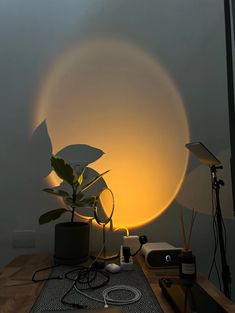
[210,165,231,299]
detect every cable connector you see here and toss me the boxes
[120,245,134,271]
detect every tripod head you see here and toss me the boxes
[210,165,224,188]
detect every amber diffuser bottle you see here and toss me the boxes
[179,249,196,280]
[179,208,197,281]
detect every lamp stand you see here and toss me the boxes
[97,223,119,261]
[210,165,231,298]
[224,0,235,215]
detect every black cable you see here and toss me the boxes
[208,174,222,290]
[214,258,222,291]
[32,261,110,308]
[213,192,222,291]
[189,286,197,312]
[32,264,63,282]
[212,216,221,286]
[208,177,218,279]
[131,235,148,257]
[61,275,86,309]
[76,268,110,290]
[222,215,227,251]
[183,286,189,313]
[61,265,110,307]
[131,244,143,257]
[64,266,88,281]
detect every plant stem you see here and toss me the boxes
[71,206,75,222]
[71,185,77,223]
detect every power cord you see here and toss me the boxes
[208,169,232,297]
[62,239,143,308]
[131,235,148,256]
[32,231,143,309]
[122,235,148,262]
[61,267,110,308]
[32,264,64,282]
[61,243,110,308]
[208,178,221,289]
[73,283,142,308]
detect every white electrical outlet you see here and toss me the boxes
[12,230,36,248]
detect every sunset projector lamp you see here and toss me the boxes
[142,242,181,268]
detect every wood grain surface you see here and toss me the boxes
[0,254,52,313]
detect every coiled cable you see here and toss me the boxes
[74,284,142,308]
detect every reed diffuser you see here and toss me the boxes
[179,208,197,280]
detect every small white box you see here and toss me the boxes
[122,235,140,255]
[142,242,181,268]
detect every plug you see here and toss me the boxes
[123,246,131,263]
[120,245,134,271]
[139,235,148,245]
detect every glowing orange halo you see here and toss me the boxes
[31,37,190,229]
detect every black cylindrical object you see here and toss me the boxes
[123,246,131,263]
[54,222,90,265]
[179,249,196,281]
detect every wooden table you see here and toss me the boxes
[135,254,235,313]
[0,253,235,313]
[0,254,52,313]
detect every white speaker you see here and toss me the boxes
[141,242,181,268]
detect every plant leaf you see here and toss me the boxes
[63,192,85,204]
[82,195,96,206]
[76,192,85,201]
[65,196,86,207]
[81,170,110,192]
[72,163,86,180]
[43,188,69,197]
[39,208,68,224]
[77,169,84,185]
[50,155,76,185]
[64,197,74,206]
[73,201,87,207]
[64,194,95,207]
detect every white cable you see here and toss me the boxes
[102,285,142,306]
[74,284,142,307]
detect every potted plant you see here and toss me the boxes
[39,154,109,264]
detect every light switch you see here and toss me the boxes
[12,230,36,248]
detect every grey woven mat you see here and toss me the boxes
[30,264,163,313]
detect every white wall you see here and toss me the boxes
[0,0,234,299]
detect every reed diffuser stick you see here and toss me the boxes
[186,208,197,250]
[180,208,197,250]
[180,208,187,249]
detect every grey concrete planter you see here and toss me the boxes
[54,222,90,265]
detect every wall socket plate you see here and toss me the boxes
[12,230,36,248]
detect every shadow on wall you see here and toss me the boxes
[33,119,109,220]
[0,120,109,267]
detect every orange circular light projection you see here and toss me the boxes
[32,38,189,229]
